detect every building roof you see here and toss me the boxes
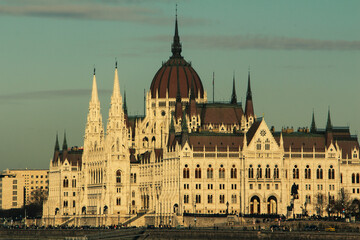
[149,14,204,99]
[198,103,244,125]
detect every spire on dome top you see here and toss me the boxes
[310,110,317,133]
[171,4,182,59]
[230,72,237,104]
[123,90,128,115]
[54,132,59,152]
[62,131,68,151]
[115,58,118,69]
[326,107,332,131]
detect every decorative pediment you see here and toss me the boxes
[247,119,280,152]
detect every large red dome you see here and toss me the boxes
[149,16,204,99]
[150,58,204,99]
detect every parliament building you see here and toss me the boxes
[43,16,360,227]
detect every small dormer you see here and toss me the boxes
[353,148,359,159]
[327,143,337,158]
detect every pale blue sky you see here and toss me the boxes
[0,0,359,170]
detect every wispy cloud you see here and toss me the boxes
[144,34,360,51]
[0,89,111,104]
[0,1,207,26]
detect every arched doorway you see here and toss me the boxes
[250,196,261,214]
[173,203,179,214]
[267,196,277,214]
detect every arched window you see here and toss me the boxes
[316,165,323,179]
[219,166,225,179]
[72,179,76,188]
[273,165,279,179]
[328,165,335,179]
[257,165,262,179]
[305,165,311,179]
[195,165,201,179]
[183,165,189,178]
[265,165,271,179]
[63,177,69,188]
[116,170,121,183]
[231,165,237,179]
[352,173,356,184]
[293,165,299,179]
[356,173,360,184]
[249,165,254,178]
[207,166,213,179]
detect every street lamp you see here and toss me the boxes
[194,217,197,228]
[226,201,229,215]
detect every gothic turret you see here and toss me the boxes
[181,110,189,146]
[189,78,197,117]
[326,108,333,147]
[84,68,105,152]
[62,131,68,151]
[230,73,237,104]
[244,71,254,119]
[54,132,60,152]
[123,90,128,115]
[326,108,333,132]
[106,61,128,145]
[310,111,317,133]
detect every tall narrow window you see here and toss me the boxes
[273,165,279,179]
[305,165,311,179]
[317,166,323,179]
[195,165,201,178]
[257,165,262,179]
[293,165,299,179]
[207,166,213,179]
[183,165,190,179]
[219,166,225,179]
[328,165,335,180]
[231,165,237,179]
[116,170,121,183]
[265,165,271,179]
[249,165,254,178]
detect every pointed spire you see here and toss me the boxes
[171,4,182,58]
[91,67,99,103]
[112,61,120,99]
[62,131,68,151]
[123,90,128,115]
[245,69,254,119]
[231,72,237,104]
[169,114,175,133]
[310,110,317,133]
[54,132,59,152]
[246,69,252,100]
[181,110,188,132]
[326,107,332,131]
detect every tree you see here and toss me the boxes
[30,188,48,205]
[26,189,48,218]
[315,193,327,216]
[333,188,351,216]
